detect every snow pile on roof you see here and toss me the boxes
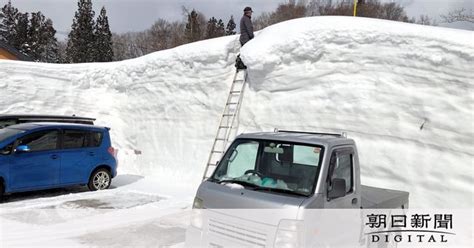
[1,16,473,208]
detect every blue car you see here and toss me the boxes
[0,123,117,201]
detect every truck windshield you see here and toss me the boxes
[211,139,323,196]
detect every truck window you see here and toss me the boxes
[211,139,323,196]
[293,145,320,166]
[329,151,354,194]
[225,141,259,178]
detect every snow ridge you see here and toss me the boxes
[1,17,473,208]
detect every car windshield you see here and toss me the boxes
[0,127,24,142]
[211,139,323,196]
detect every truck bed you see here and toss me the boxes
[361,185,409,209]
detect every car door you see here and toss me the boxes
[59,129,99,184]
[9,129,61,190]
[324,147,359,208]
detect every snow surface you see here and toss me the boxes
[0,17,473,245]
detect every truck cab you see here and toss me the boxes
[188,130,409,247]
[194,130,408,210]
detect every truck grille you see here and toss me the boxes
[208,218,267,247]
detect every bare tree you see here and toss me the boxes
[253,12,273,30]
[306,0,410,22]
[112,32,147,61]
[112,18,188,61]
[306,0,333,16]
[253,1,307,30]
[440,8,474,23]
[148,19,172,50]
[182,7,207,42]
[416,15,437,26]
[379,2,407,21]
[169,21,186,48]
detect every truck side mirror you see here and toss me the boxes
[328,178,346,200]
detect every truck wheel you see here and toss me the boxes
[88,168,112,191]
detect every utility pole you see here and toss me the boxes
[353,0,358,16]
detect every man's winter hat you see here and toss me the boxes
[244,7,253,12]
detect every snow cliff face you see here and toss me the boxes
[0,17,472,208]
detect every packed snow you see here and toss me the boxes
[0,16,473,246]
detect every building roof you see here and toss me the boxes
[0,40,33,61]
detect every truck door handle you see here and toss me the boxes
[89,152,95,156]
[352,198,358,205]
[51,154,58,160]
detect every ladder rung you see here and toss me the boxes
[203,69,247,181]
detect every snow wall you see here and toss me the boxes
[0,17,472,208]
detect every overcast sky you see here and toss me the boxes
[1,0,472,39]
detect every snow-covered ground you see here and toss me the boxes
[0,175,193,247]
[0,16,473,246]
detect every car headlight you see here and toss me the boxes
[192,197,204,209]
[274,219,303,248]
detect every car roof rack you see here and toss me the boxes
[0,114,95,121]
[274,129,347,138]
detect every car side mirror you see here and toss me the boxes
[15,145,31,153]
[328,178,346,200]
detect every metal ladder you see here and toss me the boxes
[202,69,248,181]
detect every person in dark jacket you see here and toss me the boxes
[239,7,254,46]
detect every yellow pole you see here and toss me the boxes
[353,0,358,16]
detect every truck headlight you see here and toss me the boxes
[274,219,303,248]
[190,209,204,229]
[192,197,204,209]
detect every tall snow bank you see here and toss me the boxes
[240,17,473,208]
[0,36,241,188]
[0,17,472,208]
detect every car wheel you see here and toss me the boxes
[88,168,112,191]
[0,182,4,202]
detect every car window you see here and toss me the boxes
[0,127,23,141]
[18,130,59,152]
[329,151,353,194]
[63,130,88,149]
[63,130,103,149]
[0,142,14,155]
[87,131,103,147]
